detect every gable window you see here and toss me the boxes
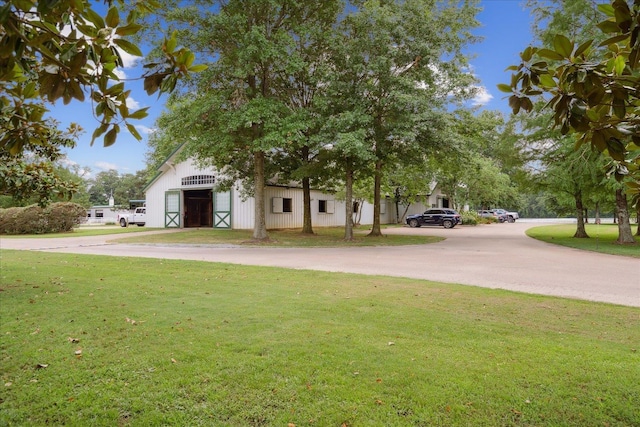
[182,175,215,186]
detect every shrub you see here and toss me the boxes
[0,202,86,234]
[45,202,88,233]
[0,207,23,234]
[460,210,479,226]
[479,215,499,224]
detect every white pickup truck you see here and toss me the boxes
[490,208,519,223]
[117,207,146,227]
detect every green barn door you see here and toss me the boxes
[165,191,181,228]
[213,191,231,229]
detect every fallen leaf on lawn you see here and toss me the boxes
[388,342,395,346]
[288,423,296,427]
[36,363,48,369]
[375,399,383,405]
[74,349,82,356]
[376,378,382,383]
[171,358,177,364]
[30,328,40,335]
[67,337,79,343]
[5,382,12,387]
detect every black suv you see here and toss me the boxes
[406,209,462,229]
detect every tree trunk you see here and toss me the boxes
[368,159,383,237]
[301,176,313,235]
[574,190,589,238]
[394,187,401,224]
[636,203,639,236]
[344,162,354,241]
[595,201,601,224]
[614,188,636,244]
[252,151,269,241]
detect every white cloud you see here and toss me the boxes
[119,50,140,68]
[95,161,119,171]
[126,97,141,109]
[113,68,127,80]
[135,125,156,135]
[471,85,493,106]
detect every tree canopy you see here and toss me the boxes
[503,0,638,243]
[1,0,203,204]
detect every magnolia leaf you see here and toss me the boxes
[188,64,208,72]
[165,32,178,53]
[90,124,108,146]
[497,83,512,93]
[521,46,535,62]
[553,34,573,59]
[597,20,621,34]
[539,74,556,88]
[144,74,163,95]
[105,6,120,28]
[128,107,149,120]
[126,123,142,141]
[84,8,106,29]
[592,130,607,151]
[537,48,564,61]
[103,125,118,147]
[599,33,631,47]
[114,39,142,57]
[613,55,626,75]
[597,3,615,17]
[607,138,626,159]
[115,23,143,37]
[574,40,593,57]
[509,95,522,114]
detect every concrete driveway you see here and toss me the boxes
[1,222,638,307]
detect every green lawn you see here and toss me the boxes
[1,250,638,426]
[526,224,640,258]
[109,226,443,247]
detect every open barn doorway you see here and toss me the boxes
[184,190,213,228]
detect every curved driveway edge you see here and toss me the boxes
[1,223,638,307]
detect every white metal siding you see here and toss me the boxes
[145,156,396,229]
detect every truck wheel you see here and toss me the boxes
[408,219,420,228]
[443,220,454,229]
[508,216,515,223]
[119,218,127,227]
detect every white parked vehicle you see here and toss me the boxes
[117,207,146,227]
[490,208,519,223]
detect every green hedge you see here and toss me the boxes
[460,210,479,225]
[0,202,87,234]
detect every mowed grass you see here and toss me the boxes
[526,224,640,258]
[110,226,442,247]
[1,251,638,426]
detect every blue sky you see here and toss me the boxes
[57,0,535,177]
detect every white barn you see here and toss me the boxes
[144,149,451,230]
